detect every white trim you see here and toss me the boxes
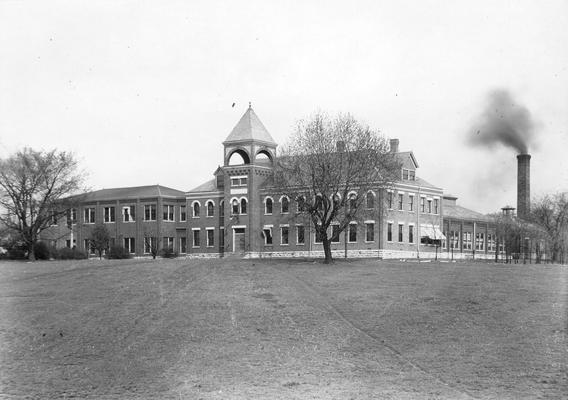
[263,224,274,228]
[364,220,375,224]
[279,223,290,227]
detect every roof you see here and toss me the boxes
[223,106,276,145]
[187,179,218,193]
[444,204,493,223]
[73,185,185,202]
[395,151,419,169]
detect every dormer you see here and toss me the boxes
[223,104,277,167]
[391,139,418,181]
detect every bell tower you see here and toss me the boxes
[221,104,277,255]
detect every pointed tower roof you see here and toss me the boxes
[223,104,276,146]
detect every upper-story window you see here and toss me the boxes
[144,204,156,221]
[398,193,404,211]
[84,207,95,224]
[192,202,200,217]
[180,205,187,222]
[366,192,374,209]
[427,199,432,214]
[68,208,77,225]
[434,199,439,214]
[403,169,416,181]
[163,205,174,221]
[408,195,414,212]
[230,177,247,187]
[123,206,135,222]
[206,201,215,217]
[420,197,426,213]
[387,191,393,209]
[296,196,307,212]
[281,196,289,213]
[104,206,115,223]
[348,193,357,212]
[240,198,247,214]
[265,197,273,215]
[220,200,225,217]
[232,199,239,215]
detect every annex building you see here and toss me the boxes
[42,106,499,260]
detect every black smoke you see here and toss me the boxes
[469,89,536,154]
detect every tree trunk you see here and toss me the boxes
[323,238,333,264]
[27,242,36,261]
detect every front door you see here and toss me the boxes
[233,228,246,253]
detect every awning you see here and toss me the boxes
[420,224,446,240]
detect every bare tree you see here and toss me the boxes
[0,148,85,260]
[530,193,568,264]
[274,112,401,263]
[143,226,160,259]
[90,224,110,260]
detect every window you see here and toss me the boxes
[144,237,156,254]
[348,193,357,211]
[387,191,393,209]
[297,225,305,245]
[220,227,225,248]
[84,239,95,255]
[265,197,273,214]
[124,237,135,254]
[206,201,214,217]
[463,232,472,250]
[281,226,289,245]
[408,195,414,212]
[230,177,247,187]
[348,224,357,243]
[420,197,426,213]
[403,169,416,181]
[409,170,415,180]
[366,192,374,209]
[220,200,225,217]
[232,199,239,215]
[263,228,273,245]
[163,237,174,250]
[398,193,404,211]
[144,204,156,221]
[450,230,460,249]
[180,205,187,222]
[427,200,432,214]
[162,205,174,221]
[192,229,200,247]
[409,225,414,243]
[331,225,340,243]
[281,197,289,213]
[65,239,76,248]
[398,224,404,242]
[487,234,496,252]
[50,212,58,226]
[179,237,187,254]
[296,196,306,212]
[123,206,135,222]
[192,202,200,217]
[434,199,439,214]
[475,232,485,251]
[68,208,77,225]
[403,169,409,180]
[240,198,247,214]
[387,223,393,242]
[442,232,447,249]
[84,207,95,224]
[366,223,375,242]
[314,226,324,244]
[207,229,215,247]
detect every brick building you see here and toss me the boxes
[42,106,499,260]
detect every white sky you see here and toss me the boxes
[1,0,567,214]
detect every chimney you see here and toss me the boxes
[517,154,531,219]
[390,138,399,153]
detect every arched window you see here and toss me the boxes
[193,202,200,217]
[232,199,239,215]
[348,192,357,211]
[281,196,289,213]
[297,196,306,212]
[220,200,225,217]
[315,194,324,211]
[265,197,273,214]
[207,201,214,217]
[366,191,375,209]
[240,198,247,214]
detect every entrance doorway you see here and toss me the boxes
[233,227,246,253]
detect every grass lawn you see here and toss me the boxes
[0,258,566,399]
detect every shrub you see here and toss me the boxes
[8,247,26,260]
[56,247,88,260]
[108,245,131,259]
[161,247,178,259]
[34,241,52,260]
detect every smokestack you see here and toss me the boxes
[390,139,399,153]
[517,153,531,219]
